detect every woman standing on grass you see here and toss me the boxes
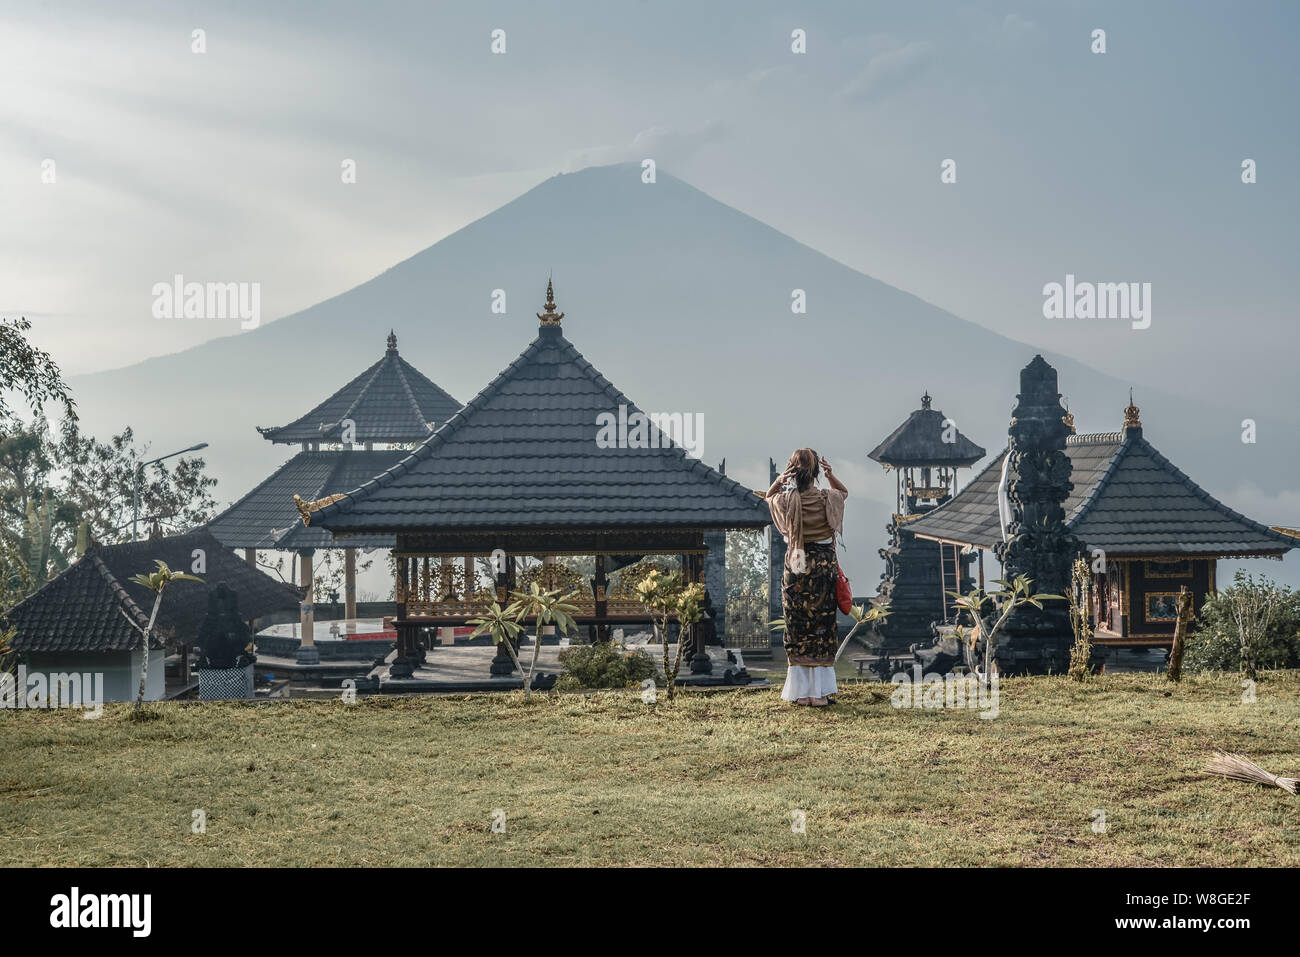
[765,448,848,707]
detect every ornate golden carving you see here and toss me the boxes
[294,492,346,526]
[537,279,565,326]
[610,559,675,601]
[1123,389,1141,431]
[517,562,587,595]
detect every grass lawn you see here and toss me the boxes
[2,671,1298,867]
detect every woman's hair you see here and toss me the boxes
[785,448,820,492]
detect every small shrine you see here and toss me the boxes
[908,356,1297,667]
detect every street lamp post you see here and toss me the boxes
[132,442,209,542]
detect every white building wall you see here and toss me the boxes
[23,649,166,703]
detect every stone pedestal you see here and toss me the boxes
[489,641,517,676]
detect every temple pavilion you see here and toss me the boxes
[209,331,461,662]
[908,364,1297,651]
[867,393,986,651]
[299,282,770,678]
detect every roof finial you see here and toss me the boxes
[921,391,932,410]
[537,278,564,326]
[1123,388,1141,432]
[1062,397,1075,434]
[387,329,397,352]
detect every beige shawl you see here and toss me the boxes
[768,487,846,565]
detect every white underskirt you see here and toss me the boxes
[781,665,838,701]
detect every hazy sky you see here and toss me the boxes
[3,0,1298,418]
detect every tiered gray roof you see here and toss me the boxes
[908,430,1296,557]
[209,450,404,550]
[868,393,986,467]
[312,311,770,533]
[256,332,461,445]
[5,527,303,652]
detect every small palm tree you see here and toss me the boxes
[123,560,203,711]
[635,570,710,701]
[505,583,580,701]
[467,601,527,677]
[948,575,1063,685]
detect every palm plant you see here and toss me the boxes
[467,600,527,678]
[633,569,707,702]
[506,583,579,701]
[948,575,1064,685]
[122,560,203,712]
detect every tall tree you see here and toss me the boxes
[0,317,75,422]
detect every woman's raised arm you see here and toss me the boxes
[822,458,848,497]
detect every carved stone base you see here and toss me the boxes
[489,644,517,676]
[295,644,321,666]
[689,650,713,674]
[388,656,416,679]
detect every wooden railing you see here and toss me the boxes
[394,554,660,621]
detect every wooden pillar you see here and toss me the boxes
[489,552,517,676]
[439,556,454,646]
[244,548,256,568]
[295,548,319,664]
[299,549,315,641]
[594,554,608,641]
[344,547,357,630]
[540,555,556,638]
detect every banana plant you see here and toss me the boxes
[123,560,203,711]
[24,495,53,585]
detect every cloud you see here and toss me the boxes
[563,120,726,172]
[1214,481,1300,526]
[841,39,937,100]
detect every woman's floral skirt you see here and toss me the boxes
[781,541,838,666]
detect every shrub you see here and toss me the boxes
[1185,572,1300,673]
[556,641,658,690]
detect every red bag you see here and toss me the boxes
[835,563,852,615]
[831,526,851,614]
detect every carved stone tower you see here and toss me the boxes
[992,355,1081,673]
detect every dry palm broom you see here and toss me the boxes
[1204,751,1298,794]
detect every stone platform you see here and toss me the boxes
[369,642,768,694]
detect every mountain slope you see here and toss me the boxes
[68,163,1299,589]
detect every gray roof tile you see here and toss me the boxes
[256,334,461,444]
[209,450,403,549]
[5,528,303,652]
[908,430,1296,557]
[313,326,771,533]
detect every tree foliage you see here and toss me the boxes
[0,316,75,422]
[0,414,217,610]
[1185,572,1300,674]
